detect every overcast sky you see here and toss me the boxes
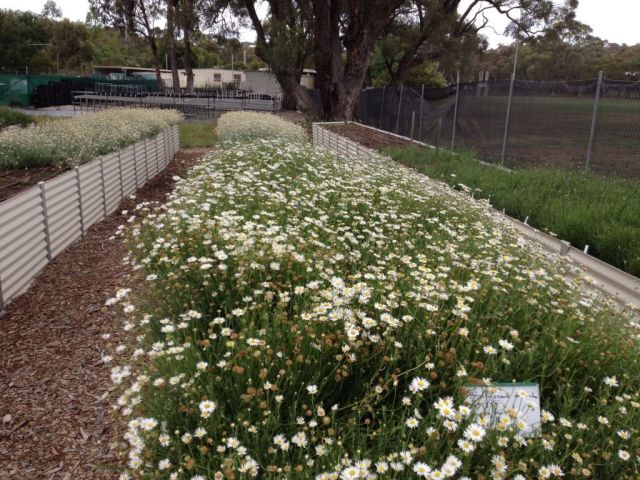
[2,0,639,47]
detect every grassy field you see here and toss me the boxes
[456,95,640,114]
[400,94,640,177]
[0,106,36,129]
[108,112,640,479]
[387,146,640,277]
[178,120,217,148]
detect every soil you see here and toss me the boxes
[0,148,211,480]
[324,122,412,150]
[0,166,69,203]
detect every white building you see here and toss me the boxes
[175,68,245,88]
[93,65,315,92]
[93,66,245,89]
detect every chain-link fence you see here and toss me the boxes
[357,75,640,177]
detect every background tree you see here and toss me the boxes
[88,26,150,67]
[374,0,588,89]
[46,19,94,74]
[89,0,166,85]
[41,0,62,20]
[179,0,240,93]
[478,35,640,81]
[178,0,196,92]
[0,10,49,73]
[243,0,316,112]
[165,0,181,92]
[243,0,585,120]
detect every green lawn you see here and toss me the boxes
[461,95,640,114]
[387,146,640,277]
[178,120,217,148]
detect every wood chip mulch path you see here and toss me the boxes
[0,148,212,480]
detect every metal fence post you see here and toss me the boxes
[500,73,515,165]
[418,84,424,141]
[410,111,415,142]
[100,158,107,216]
[132,144,139,187]
[0,273,5,315]
[379,87,386,129]
[155,136,161,173]
[395,85,404,134]
[586,71,604,170]
[39,182,52,261]
[143,140,149,181]
[163,130,169,166]
[501,42,519,165]
[451,71,460,149]
[75,166,86,235]
[117,151,124,200]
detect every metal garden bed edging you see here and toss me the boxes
[312,121,640,310]
[0,125,180,314]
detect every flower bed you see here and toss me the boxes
[216,110,306,144]
[0,108,182,169]
[108,112,640,479]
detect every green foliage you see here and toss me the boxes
[371,62,447,88]
[190,36,266,70]
[88,27,151,68]
[41,0,62,19]
[0,106,35,129]
[178,120,217,148]
[387,146,640,277]
[47,18,94,73]
[0,7,263,77]
[259,20,309,76]
[480,35,640,81]
[191,42,223,68]
[405,64,447,88]
[0,9,49,72]
[0,8,96,74]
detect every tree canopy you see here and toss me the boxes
[1,0,639,118]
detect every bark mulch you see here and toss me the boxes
[324,122,412,151]
[0,148,212,480]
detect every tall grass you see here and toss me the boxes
[387,147,640,278]
[107,112,640,480]
[0,106,35,129]
[178,120,217,148]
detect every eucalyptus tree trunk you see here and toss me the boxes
[166,0,181,93]
[181,0,195,94]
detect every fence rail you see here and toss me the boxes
[72,90,282,117]
[0,125,179,313]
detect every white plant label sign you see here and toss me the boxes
[465,383,541,437]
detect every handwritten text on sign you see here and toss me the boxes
[465,383,541,437]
